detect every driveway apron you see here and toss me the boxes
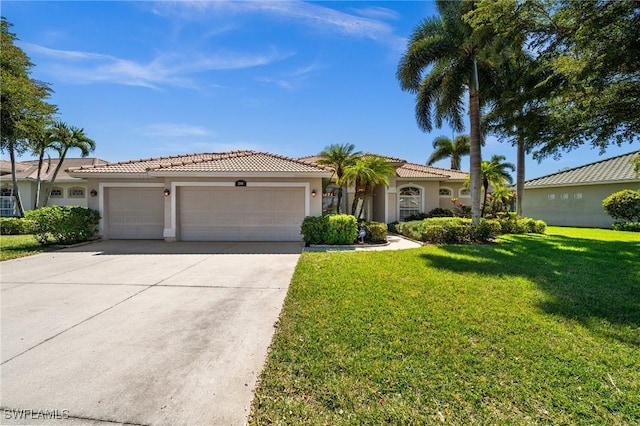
[1,240,302,425]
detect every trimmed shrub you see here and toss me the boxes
[0,217,34,235]
[301,216,328,245]
[301,214,358,245]
[403,208,455,222]
[471,219,502,242]
[613,222,640,232]
[360,221,387,243]
[603,189,640,222]
[326,214,358,245]
[25,206,100,245]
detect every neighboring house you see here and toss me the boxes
[68,151,332,241]
[0,158,108,216]
[523,150,640,228]
[67,150,469,242]
[300,154,470,224]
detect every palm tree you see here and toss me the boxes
[340,155,395,220]
[31,126,55,209]
[427,134,470,170]
[43,121,96,207]
[480,155,514,217]
[397,0,494,225]
[316,143,362,214]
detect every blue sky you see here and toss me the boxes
[3,0,636,179]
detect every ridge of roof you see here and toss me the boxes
[525,150,639,186]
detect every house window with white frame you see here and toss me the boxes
[50,188,63,198]
[459,188,470,197]
[439,187,453,197]
[68,187,85,198]
[399,186,421,221]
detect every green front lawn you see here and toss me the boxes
[0,234,54,261]
[250,227,640,424]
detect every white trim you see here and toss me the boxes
[458,188,471,198]
[397,184,425,221]
[384,185,388,224]
[168,181,311,239]
[98,182,164,237]
[439,186,454,197]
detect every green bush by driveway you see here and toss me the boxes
[250,227,639,424]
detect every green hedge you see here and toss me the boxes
[603,189,640,222]
[360,221,387,243]
[301,214,358,245]
[0,217,34,235]
[391,216,545,244]
[25,206,101,245]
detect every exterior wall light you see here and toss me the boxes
[90,189,98,197]
[164,189,171,197]
[311,189,317,197]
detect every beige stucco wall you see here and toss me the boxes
[523,182,640,228]
[1,181,89,211]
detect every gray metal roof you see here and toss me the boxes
[525,150,639,188]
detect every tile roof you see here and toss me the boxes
[67,150,331,175]
[525,150,639,188]
[299,153,468,180]
[0,158,107,181]
[396,162,469,180]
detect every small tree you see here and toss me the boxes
[603,190,640,223]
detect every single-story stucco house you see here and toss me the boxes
[522,150,639,228]
[0,158,107,217]
[66,150,469,242]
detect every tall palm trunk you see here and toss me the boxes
[43,147,69,207]
[9,143,25,217]
[516,134,525,216]
[468,61,483,225]
[33,149,46,209]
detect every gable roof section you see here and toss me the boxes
[67,150,332,177]
[525,150,639,188]
[0,158,108,182]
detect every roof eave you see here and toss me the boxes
[147,171,333,178]
[524,178,639,189]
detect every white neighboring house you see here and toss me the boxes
[523,150,639,228]
[0,158,107,217]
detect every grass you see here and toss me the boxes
[0,234,55,261]
[250,227,640,425]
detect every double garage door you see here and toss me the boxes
[107,186,305,241]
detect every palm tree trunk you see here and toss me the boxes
[336,187,342,214]
[468,75,482,225]
[33,149,46,209]
[9,144,25,217]
[481,178,489,217]
[516,134,524,216]
[43,147,68,207]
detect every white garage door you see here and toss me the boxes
[179,186,305,241]
[107,187,164,239]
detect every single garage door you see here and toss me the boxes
[107,187,164,239]
[179,186,305,241]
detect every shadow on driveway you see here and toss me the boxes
[63,240,305,255]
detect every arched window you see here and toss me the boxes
[398,186,421,221]
[68,187,85,198]
[50,187,63,198]
[458,188,470,197]
[439,187,453,197]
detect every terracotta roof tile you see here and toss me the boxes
[68,151,330,175]
[396,162,469,180]
[0,158,108,181]
[525,150,639,187]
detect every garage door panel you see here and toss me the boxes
[108,188,164,239]
[179,187,304,241]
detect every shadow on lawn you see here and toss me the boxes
[419,234,640,346]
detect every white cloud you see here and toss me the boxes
[350,6,401,21]
[155,0,403,45]
[22,42,292,89]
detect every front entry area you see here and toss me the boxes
[179,186,305,241]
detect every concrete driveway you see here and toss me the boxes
[1,240,302,425]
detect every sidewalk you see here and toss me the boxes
[304,234,422,252]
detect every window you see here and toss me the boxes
[439,188,452,197]
[560,193,569,200]
[399,186,421,221]
[322,183,339,215]
[0,187,14,217]
[50,188,63,198]
[68,187,85,198]
[548,194,555,200]
[459,188,470,197]
[574,192,583,200]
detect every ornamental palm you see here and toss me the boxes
[339,155,395,220]
[427,134,470,170]
[316,143,362,214]
[480,155,514,217]
[397,0,494,224]
[44,121,96,207]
